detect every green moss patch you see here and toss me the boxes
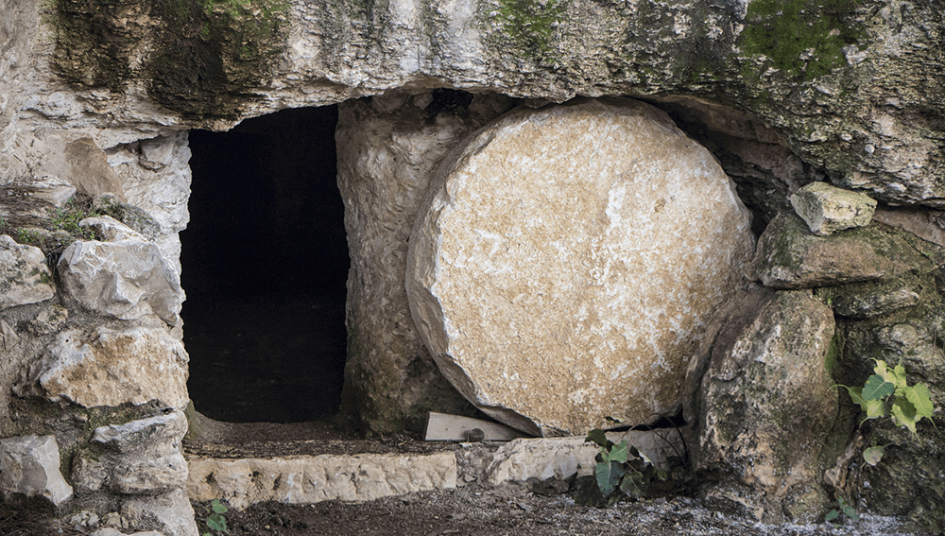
[740,0,865,81]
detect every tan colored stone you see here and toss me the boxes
[17,327,189,409]
[65,138,127,202]
[0,234,55,310]
[187,451,458,510]
[790,181,876,236]
[120,489,197,536]
[407,98,755,436]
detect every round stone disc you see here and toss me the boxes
[406,98,754,436]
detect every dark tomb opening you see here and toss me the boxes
[182,106,349,423]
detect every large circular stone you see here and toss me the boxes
[406,98,754,436]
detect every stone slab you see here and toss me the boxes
[0,435,73,507]
[0,234,55,310]
[406,98,755,436]
[187,451,458,510]
[790,181,876,236]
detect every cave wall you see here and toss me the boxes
[1,0,944,533]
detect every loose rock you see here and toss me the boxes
[0,234,55,310]
[790,181,877,236]
[0,435,73,507]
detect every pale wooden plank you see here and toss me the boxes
[424,412,529,442]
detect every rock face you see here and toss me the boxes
[16,327,190,410]
[0,235,54,310]
[690,289,838,523]
[407,99,755,436]
[58,224,184,326]
[0,435,73,507]
[336,91,513,432]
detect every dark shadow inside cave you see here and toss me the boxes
[181,106,349,424]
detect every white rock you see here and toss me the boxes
[17,327,190,409]
[0,435,73,507]
[109,452,188,495]
[187,451,457,510]
[30,175,77,206]
[790,181,877,235]
[92,410,188,453]
[92,529,166,536]
[80,215,147,242]
[407,98,755,436]
[58,234,183,326]
[0,234,55,310]
[484,431,684,485]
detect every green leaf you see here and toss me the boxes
[607,440,629,464]
[905,383,934,422]
[207,517,226,532]
[586,429,608,448]
[619,471,642,496]
[842,504,859,521]
[211,500,228,514]
[892,362,909,392]
[863,398,887,420]
[862,374,895,401]
[595,461,624,496]
[825,509,840,522]
[892,398,918,434]
[862,445,884,466]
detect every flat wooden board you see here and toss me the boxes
[424,412,529,442]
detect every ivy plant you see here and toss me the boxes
[201,499,229,536]
[582,428,666,507]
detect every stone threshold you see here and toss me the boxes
[186,430,684,510]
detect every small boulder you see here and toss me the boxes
[790,182,876,236]
[58,225,183,326]
[16,327,190,409]
[0,435,73,507]
[690,290,837,523]
[753,212,934,289]
[0,234,55,310]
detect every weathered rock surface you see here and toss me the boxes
[691,290,837,523]
[336,91,513,432]
[790,182,877,236]
[873,208,945,249]
[120,488,197,536]
[16,327,190,409]
[73,411,189,495]
[0,234,55,310]
[753,213,937,289]
[483,431,684,486]
[0,435,73,507]
[58,228,183,326]
[407,98,755,436]
[92,529,165,536]
[187,451,458,510]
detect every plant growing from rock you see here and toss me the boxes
[580,428,667,507]
[828,359,936,523]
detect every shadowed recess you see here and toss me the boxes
[182,106,349,423]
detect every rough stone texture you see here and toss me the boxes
[0,435,73,507]
[691,290,838,523]
[790,181,877,236]
[58,231,184,326]
[832,287,921,319]
[336,91,514,432]
[73,411,190,495]
[187,451,458,510]
[484,431,684,486]
[120,489,197,536]
[753,212,936,289]
[0,234,55,310]
[833,284,945,531]
[16,327,190,409]
[92,530,165,536]
[407,98,755,436]
[873,208,945,249]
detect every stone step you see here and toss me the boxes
[186,430,684,510]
